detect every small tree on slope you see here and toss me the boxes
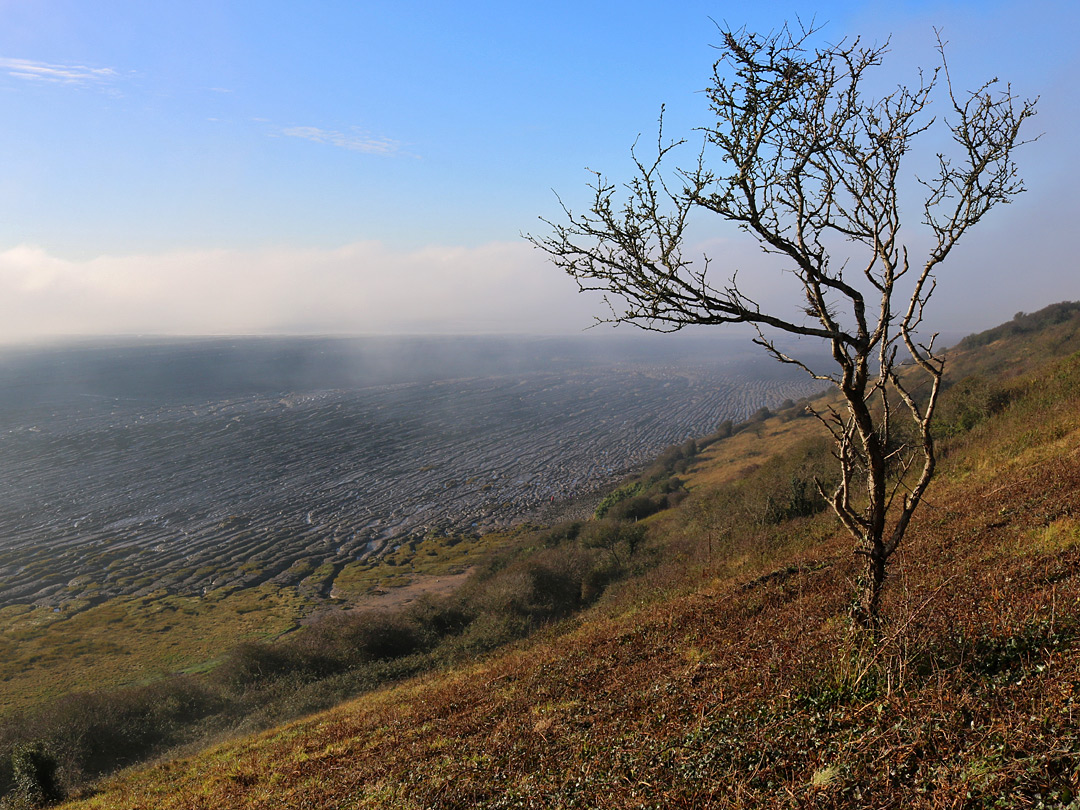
[526,24,1037,633]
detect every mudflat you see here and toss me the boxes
[0,336,823,609]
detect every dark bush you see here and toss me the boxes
[538,520,583,547]
[214,641,300,692]
[654,475,683,495]
[580,520,646,566]
[605,495,663,522]
[580,556,620,603]
[452,612,531,656]
[298,611,425,671]
[749,406,773,422]
[215,615,427,694]
[521,561,583,618]
[472,548,590,623]
[5,742,62,809]
[665,489,689,509]
[335,612,422,661]
[763,474,828,524]
[404,594,471,640]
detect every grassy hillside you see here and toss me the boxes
[14,303,1080,808]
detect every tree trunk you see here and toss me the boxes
[853,545,887,636]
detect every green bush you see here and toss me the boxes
[580,520,646,566]
[649,440,698,477]
[605,494,664,522]
[934,374,1014,438]
[537,520,584,547]
[596,473,686,521]
[594,482,644,519]
[3,743,62,809]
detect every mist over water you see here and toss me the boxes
[0,332,789,405]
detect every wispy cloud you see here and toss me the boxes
[280,125,401,156]
[0,57,117,86]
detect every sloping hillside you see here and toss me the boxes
[42,304,1080,807]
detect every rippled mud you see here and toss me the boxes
[0,340,823,608]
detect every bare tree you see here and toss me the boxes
[526,24,1037,632]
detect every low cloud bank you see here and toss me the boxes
[0,241,603,341]
[0,227,1066,345]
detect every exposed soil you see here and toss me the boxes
[335,567,477,612]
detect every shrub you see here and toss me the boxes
[538,520,583,547]
[934,374,1014,438]
[654,475,684,495]
[748,406,772,423]
[471,548,590,622]
[605,494,663,522]
[318,611,423,663]
[594,482,644,519]
[214,642,300,693]
[580,520,646,566]
[665,489,689,510]
[580,556,620,603]
[452,612,530,656]
[3,743,62,809]
[763,474,827,524]
[404,594,470,640]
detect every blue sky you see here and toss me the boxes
[0,0,1075,341]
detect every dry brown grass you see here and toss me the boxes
[685,410,823,492]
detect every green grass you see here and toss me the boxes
[0,585,310,714]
